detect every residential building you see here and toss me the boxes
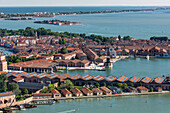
[100,86,112,95]
[51,89,61,98]
[71,88,83,97]
[137,86,148,93]
[92,88,103,96]
[61,88,72,97]
[82,88,93,96]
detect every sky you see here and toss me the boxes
[0,0,170,6]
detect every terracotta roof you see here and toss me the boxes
[71,88,82,94]
[93,75,105,81]
[82,74,94,80]
[105,76,116,82]
[137,86,148,90]
[82,88,92,93]
[153,77,164,84]
[51,89,61,95]
[129,76,140,83]
[61,88,72,94]
[13,77,24,82]
[33,93,52,96]
[117,75,128,82]
[71,74,83,80]
[0,91,14,97]
[100,87,112,92]
[141,76,152,83]
[59,73,72,79]
[92,88,102,93]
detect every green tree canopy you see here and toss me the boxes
[61,47,68,54]
[23,88,28,95]
[0,73,8,92]
[117,83,123,88]
[8,83,20,95]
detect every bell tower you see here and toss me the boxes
[0,56,7,71]
[104,46,112,68]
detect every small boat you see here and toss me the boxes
[156,53,170,58]
[146,55,149,60]
[98,68,106,71]
[23,104,37,108]
[58,109,79,113]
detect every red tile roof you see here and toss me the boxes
[0,91,14,97]
[153,77,164,84]
[100,87,112,92]
[141,76,152,83]
[51,89,61,95]
[93,75,105,81]
[71,88,82,94]
[117,75,128,82]
[82,88,92,93]
[92,88,102,93]
[129,76,140,83]
[61,88,72,94]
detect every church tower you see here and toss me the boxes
[0,56,7,71]
[104,46,112,68]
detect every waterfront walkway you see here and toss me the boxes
[32,91,169,101]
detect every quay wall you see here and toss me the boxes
[32,91,169,101]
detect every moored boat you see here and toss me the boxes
[156,53,170,58]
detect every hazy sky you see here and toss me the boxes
[0,0,170,6]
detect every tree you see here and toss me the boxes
[61,47,68,54]
[139,82,142,86]
[96,83,100,88]
[117,83,123,88]
[0,73,8,92]
[150,87,153,92]
[107,85,111,89]
[122,83,128,88]
[123,36,131,40]
[62,39,66,45]
[130,82,134,87]
[8,83,20,95]
[59,39,63,44]
[103,82,106,87]
[23,88,28,95]
[64,79,74,89]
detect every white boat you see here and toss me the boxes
[156,53,170,58]
[146,55,149,60]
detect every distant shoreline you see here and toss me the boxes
[1,8,167,19]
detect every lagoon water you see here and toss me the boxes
[1,6,170,113]
[18,94,170,113]
[58,57,170,78]
[1,7,170,38]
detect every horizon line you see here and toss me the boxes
[0,5,170,7]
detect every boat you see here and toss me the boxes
[146,55,149,60]
[30,101,55,105]
[58,109,79,113]
[156,53,170,58]
[97,68,106,71]
[23,104,37,108]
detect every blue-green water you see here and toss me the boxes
[1,6,170,113]
[1,7,170,38]
[18,94,170,113]
[59,58,170,78]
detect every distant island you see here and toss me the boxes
[5,17,35,21]
[0,8,165,19]
[34,19,82,26]
[0,12,55,19]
